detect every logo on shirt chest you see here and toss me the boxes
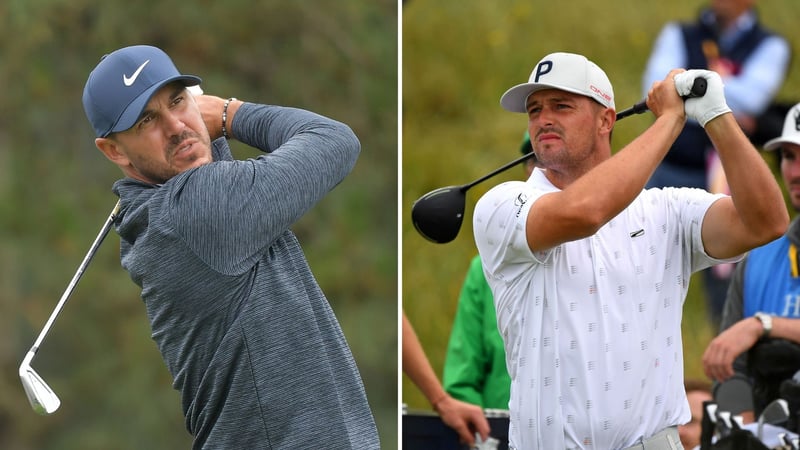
[514,192,529,218]
[629,228,645,238]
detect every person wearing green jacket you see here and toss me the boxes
[442,131,534,409]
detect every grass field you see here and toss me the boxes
[401,0,800,411]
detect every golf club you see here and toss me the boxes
[700,401,717,450]
[19,200,121,415]
[716,410,734,438]
[780,370,800,433]
[757,398,790,441]
[779,432,800,450]
[411,77,708,244]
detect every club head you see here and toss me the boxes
[716,410,733,437]
[763,398,790,423]
[757,398,789,440]
[19,357,61,415]
[411,185,467,244]
[705,402,718,423]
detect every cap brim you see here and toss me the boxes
[500,82,597,113]
[763,136,800,151]
[109,75,201,135]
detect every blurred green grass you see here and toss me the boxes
[402,0,800,411]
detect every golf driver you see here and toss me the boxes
[19,200,121,414]
[411,77,707,243]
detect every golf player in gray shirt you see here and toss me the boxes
[81,45,379,449]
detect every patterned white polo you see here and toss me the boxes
[473,168,738,450]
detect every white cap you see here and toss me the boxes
[763,103,800,151]
[500,52,615,113]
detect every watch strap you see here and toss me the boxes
[754,312,773,338]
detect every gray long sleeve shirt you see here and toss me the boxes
[111,103,379,449]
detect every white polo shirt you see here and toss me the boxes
[473,168,737,450]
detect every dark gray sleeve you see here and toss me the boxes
[719,258,747,332]
[211,137,233,162]
[713,258,755,414]
[720,259,750,375]
[169,103,360,274]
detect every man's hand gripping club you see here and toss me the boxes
[675,69,732,127]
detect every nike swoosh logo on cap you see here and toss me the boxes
[123,60,150,86]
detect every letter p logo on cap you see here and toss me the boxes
[534,61,553,82]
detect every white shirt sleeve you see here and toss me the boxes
[473,180,543,281]
[661,187,744,272]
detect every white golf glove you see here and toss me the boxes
[674,69,731,127]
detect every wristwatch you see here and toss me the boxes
[754,312,773,338]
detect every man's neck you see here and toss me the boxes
[716,8,753,33]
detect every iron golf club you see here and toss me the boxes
[757,398,790,441]
[19,201,121,414]
[411,77,707,243]
[700,401,717,449]
[715,410,734,438]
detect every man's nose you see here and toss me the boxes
[163,110,187,134]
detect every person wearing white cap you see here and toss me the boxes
[82,45,379,449]
[703,102,800,428]
[472,51,788,449]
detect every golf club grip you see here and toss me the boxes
[616,77,708,120]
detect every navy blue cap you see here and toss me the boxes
[82,45,201,137]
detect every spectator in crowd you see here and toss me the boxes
[402,312,491,446]
[679,378,714,450]
[703,103,800,424]
[642,0,791,326]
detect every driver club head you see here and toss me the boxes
[19,362,61,415]
[411,185,467,244]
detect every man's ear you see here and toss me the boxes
[600,107,616,134]
[95,137,129,166]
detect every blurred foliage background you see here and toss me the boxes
[402,0,799,413]
[1,1,398,449]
